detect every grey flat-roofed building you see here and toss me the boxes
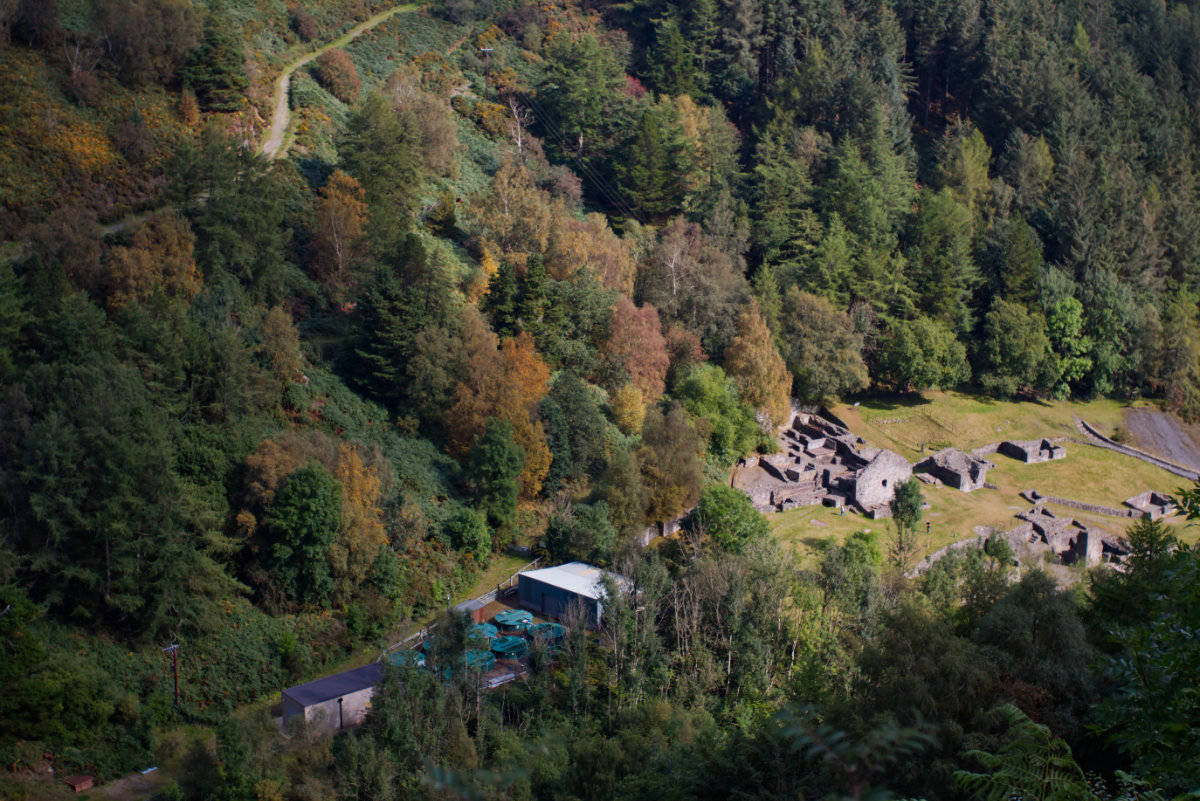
[518,562,626,628]
[281,662,383,731]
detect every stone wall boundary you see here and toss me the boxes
[906,524,1033,578]
[1023,489,1134,518]
[1075,419,1200,481]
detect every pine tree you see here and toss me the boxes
[752,116,819,268]
[538,397,572,494]
[0,260,29,377]
[646,17,701,97]
[907,188,980,335]
[515,255,549,339]
[267,464,342,608]
[181,6,248,111]
[619,104,688,219]
[994,213,1044,306]
[549,370,607,479]
[468,420,525,531]
[341,93,424,249]
[483,259,518,337]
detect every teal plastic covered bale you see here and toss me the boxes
[493,609,532,632]
[491,635,529,659]
[462,649,496,672]
[467,622,498,645]
[387,649,426,669]
[528,622,567,646]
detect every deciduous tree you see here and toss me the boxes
[603,297,669,399]
[977,299,1053,398]
[637,403,704,523]
[889,479,924,572]
[103,212,200,309]
[330,445,391,603]
[97,0,200,86]
[875,316,970,392]
[314,48,361,103]
[546,213,636,294]
[444,506,491,563]
[779,288,869,402]
[638,217,750,356]
[684,484,768,554]
[673,364,762,466]
[310,171,368,297]
[722,303,791,430]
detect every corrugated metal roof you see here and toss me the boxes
[282,662,383,707]
[519,562,623,600]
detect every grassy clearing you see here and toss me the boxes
[770,393,1197,565]
[467,553,531,600]
[829,390,1141,459]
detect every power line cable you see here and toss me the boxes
[515,92,645,225]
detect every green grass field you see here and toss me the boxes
[768,393,1196,565]
[829,390,1140,458]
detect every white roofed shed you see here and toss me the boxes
[517,562,627,628]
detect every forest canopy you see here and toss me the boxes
[1,0,1199,797]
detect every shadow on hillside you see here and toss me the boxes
[849,392,933,412]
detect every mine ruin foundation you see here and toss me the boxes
[735,410,1179,573]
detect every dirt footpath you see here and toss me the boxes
[1125,408,1200,470]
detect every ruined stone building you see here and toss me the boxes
[1013,506,1130,566]
[732,413,912,518]
[1123,491,1176,520]
[914,448,994,491]
[999,439,1066,463]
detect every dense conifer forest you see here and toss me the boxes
[2,0,1200,798]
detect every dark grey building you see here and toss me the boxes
[281,663,383,731]
[517,562,625,628]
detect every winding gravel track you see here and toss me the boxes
[260,3,419,159]
[0,4,419,260]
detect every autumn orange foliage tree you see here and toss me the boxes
[637,402,704,523]
[609,383,645,436]
[237,431,394,605]
[103,212,200,308]
[722,303,792,431]
[258,306,305,385]
[330,444,390,603]
[314,48,362,104]
[603,297,669,399]
[546,212,636,294]
[470,155,557,263]
[446,331,552,498]
[309,170,367,298]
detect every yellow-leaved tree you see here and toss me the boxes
[329,443,392,604]
[446,330,552,498]
[723,303,791,432]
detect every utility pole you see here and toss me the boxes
[480,47,493,98]
[162,643,180,707]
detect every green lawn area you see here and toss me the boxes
[770,393,1197,565]
[464,552,531,601]
[829,390,1140,460]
